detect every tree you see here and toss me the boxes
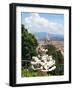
[21,24,38,60]
[45,44,64,75]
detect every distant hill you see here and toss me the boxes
[32,32,64,41]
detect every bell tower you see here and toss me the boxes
[44,33,49,45]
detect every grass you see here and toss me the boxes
[21,64,64,77]
[21,68,49,77]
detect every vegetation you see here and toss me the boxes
[46,44,64,75]
[21,24,64,77]
[21,68,51,77]
[21,24,38,60]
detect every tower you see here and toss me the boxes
[44,33,49,45]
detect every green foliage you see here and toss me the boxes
[52,50,64,75]
[21,24,38,60]
[46,44,64,75]
[46,44,57,55]
[56,50,64,64]
[21,68,48,77]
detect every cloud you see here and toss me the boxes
[24,13,64,35]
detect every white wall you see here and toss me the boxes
[0,0,72,89]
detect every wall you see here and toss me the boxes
[0,0,72,89]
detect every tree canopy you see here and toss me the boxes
[21,24,38,60]
[45,44,64,75]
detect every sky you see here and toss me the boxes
[21,12,64,35]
